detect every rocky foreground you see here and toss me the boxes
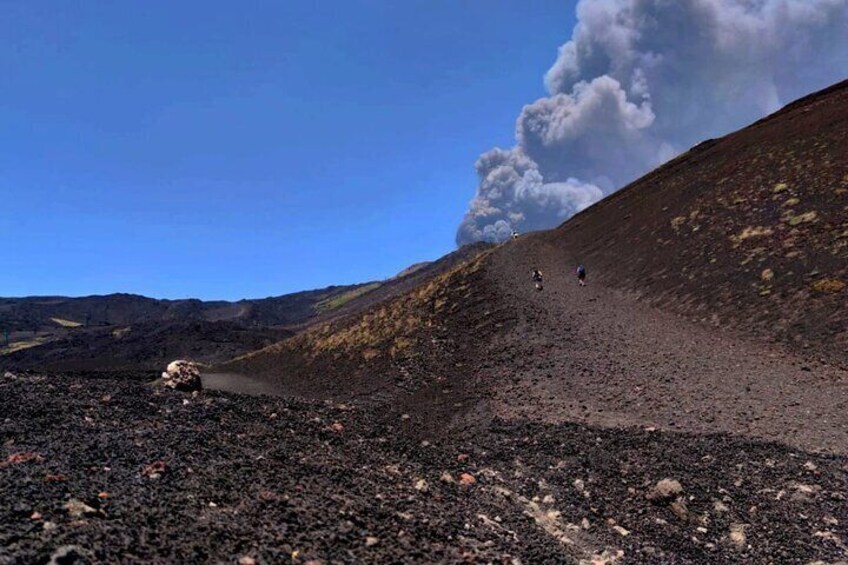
[1,373,846,564]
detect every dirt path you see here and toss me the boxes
[483,236,848,455]
[201,372,286,397]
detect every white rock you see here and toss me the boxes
[729,524,747,550]
[612,525,630,537]
[647,479,683,503]
[64,499,98,519]
[48,546,87,565]
[161,360,202,392]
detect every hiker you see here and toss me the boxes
[576,264,587,286]
[511,230,520,241]
[532,269,544,291]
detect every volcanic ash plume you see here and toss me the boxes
[457,0,848,245]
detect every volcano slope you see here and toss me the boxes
[546,79,848,363]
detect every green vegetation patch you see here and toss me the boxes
[50,317,82,328]
[670,216,686,231]
[730,226,773,247]
[811,279,846,294]
[2,337,49,355]
[316,283,382,312]
[787,211,818,226]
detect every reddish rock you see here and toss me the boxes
[2,452,43,467]
[142,460,168,478]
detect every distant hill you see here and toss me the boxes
[0,284,376,333]
[0,321,293,372]
[1,242,492,372]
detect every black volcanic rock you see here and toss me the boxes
[1,374,846,564]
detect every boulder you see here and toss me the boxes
[161,360,202,392]
[48,545,89,565]
[64,499,100,519]
[728,524,747,550]
[646,478,683,503]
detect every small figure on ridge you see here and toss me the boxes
[532,269,544,291]
[576,264,587,287]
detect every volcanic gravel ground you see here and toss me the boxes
[481,236,848,455]
[2,373,847,564]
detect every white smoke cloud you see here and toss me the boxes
[517,75,658,190]
[456,147,603,244]
[457,0,848,245]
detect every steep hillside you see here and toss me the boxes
[302,242,493,329]
[545,79,848,360]
[221,247,504,431]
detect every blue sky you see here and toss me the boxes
[1,1,575,300]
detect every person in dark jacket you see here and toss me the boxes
[576,264,587,286]
[532,269,544,291]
